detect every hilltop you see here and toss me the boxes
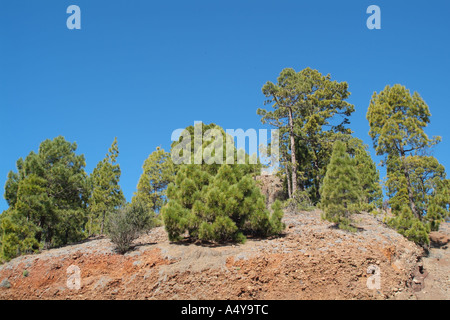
[1,210,447,300]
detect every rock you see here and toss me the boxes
[0,279,11,289]
[429,232,449,247]
[254,174,284,208]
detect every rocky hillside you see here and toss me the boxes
[0,210,448,300]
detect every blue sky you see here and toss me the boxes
[1,0,449,212]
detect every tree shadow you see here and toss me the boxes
[327,223,366,233]
[46,235,107,251]
[168,232,287,248]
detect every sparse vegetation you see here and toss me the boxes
[106,199,156,254]
[0,70,448,264]
[283,190,315,212]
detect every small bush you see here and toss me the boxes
[283,190,315,213]
[388,206,430,246]
[23,270,29,277]
[106,200,155,254]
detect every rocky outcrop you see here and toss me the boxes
[254,173,284,208]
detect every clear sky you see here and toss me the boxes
[1,0,449,212]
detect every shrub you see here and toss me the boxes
[283,190,315,213]
[162,164,285,243]
[106,200,155,254]
[388,206,430,246]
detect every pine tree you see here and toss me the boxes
[389,205,430,246]
[258,68,354,202]
[367,84,447,245]
[162,123,284,243]
[162,164,285,243]
[347,138,383,212]
[1,136,89,261]
[425,179,449,231]
[133,147,175,213]
[320,141,362,230]
[88,138,125,235]
[0,208,39,262]
[367,84,440,219]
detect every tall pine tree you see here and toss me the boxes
[88,138,125,235]
[258,67,354,202]
[367,84,440,219]
[133,147,175,213]
[1,137,89,261]
[367,84,447,245]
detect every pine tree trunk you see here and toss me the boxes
[400,152,419,220]
[288,108,297,197]
[313,157,321,202]
[285,163,292,199]
[100,210,106,235]
[88,216,92,237]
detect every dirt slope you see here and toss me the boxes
[0,210,446,300]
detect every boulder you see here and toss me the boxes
[429,232,449,247]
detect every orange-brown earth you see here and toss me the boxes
[0,210,448,300]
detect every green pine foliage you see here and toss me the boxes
[320,141,362,231]
[388,206,430,246]
[367,84,448,245]
[88,138,125,236]
[133,147,175,213]
[0,209,39,262]
[0,137,89,262]
[163,122,283,243]
[258,67,355,202]
[387,155,449,237]
[425,179,450,231]
[347,138,383,212]
[171,122,261,176]
[162,164,285,243]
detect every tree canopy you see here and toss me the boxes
[258,67,355,202]
[1,136,89,261]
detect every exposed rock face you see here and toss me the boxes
[0,211,436,300]
[254,173,284,208]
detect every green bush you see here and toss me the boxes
[106,200,155,254]
[162,164,285,243]
[388,206,430,246]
